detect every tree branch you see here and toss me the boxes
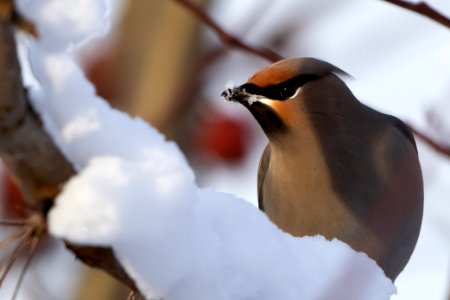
[0,19,74,213]
[408,125,450,157]
[0,16,140,295]
[173,0,284,62]
[382,0,450,29]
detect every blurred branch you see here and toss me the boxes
[408,125,450,157]
[173,0,283,62]
[383,0,450,29]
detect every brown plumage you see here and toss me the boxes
[222,58,423,280]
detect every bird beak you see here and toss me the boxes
[221,85,255,106]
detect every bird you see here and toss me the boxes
[221,57,423,281]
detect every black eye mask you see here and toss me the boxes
[239,74,319,100]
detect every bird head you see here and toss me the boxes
[221,58,352,139]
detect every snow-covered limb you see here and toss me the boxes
[16,0,395,299]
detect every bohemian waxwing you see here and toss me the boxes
[221,57,423,280]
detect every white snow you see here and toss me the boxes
[16,0,395,299]
[16,0,109,52]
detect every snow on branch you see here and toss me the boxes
[0,0,138,293]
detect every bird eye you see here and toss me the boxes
[278,85,297,99]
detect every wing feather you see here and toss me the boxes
[257,145,271,211]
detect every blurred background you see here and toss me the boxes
[1,0,449,299]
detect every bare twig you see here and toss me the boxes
[0,214,43,299]
[383,0,450,29]
[0,220,26,227]
[408,125,450,157]
[0,231,25,250]
[0,231,27,287]
[11,234,41,300]
[173,0,283,62]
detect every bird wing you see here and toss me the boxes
[257,145,271,211]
